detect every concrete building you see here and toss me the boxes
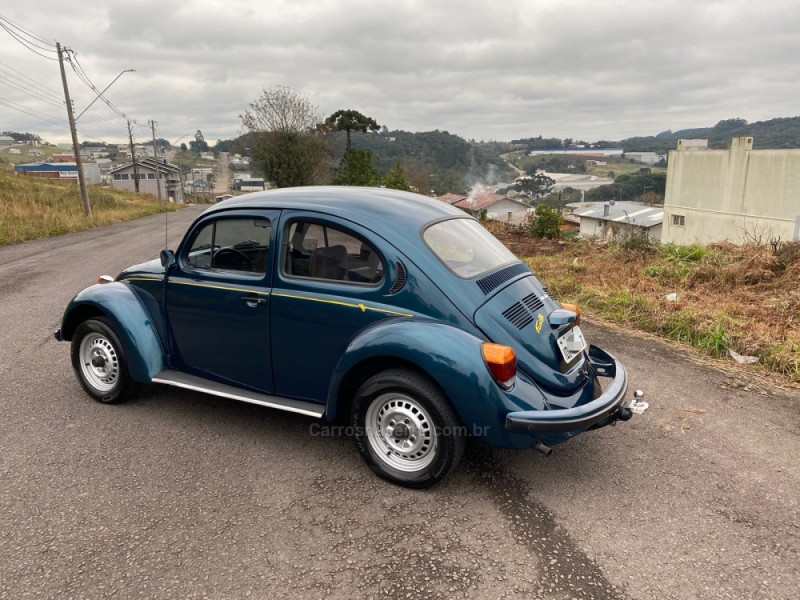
[14,162,101,185]
[109,158,184,203]
[624,151,666,165]
[572,201,663,241]
[528,147,624,158]
[662,137,800,244]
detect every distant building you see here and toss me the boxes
[0,135,16,146]
[28,149,44,157]
[7,147,21,155]
[51,154,75,163]
[436,193,531,225]
[109,158,184,203]
[14,161,101,185]
[662,137,800,244]
[232,177,266,192]
[528,147,624,158]
[624,151,666,165]
[572,201,663,241]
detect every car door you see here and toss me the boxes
[166,210,279,393]
[271,212,398,402]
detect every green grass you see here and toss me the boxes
[0,171,180,245]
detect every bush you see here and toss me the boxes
[529,205,563,239]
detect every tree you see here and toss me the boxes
[513,173,555,198]
[179,143,188,152]
[332,149,381,186]
[189,130,209,153]
[530,204,563,239]
[240,86,330,188]
[324,109,380,153]
[383,160,411,191]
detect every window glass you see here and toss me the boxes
[283,220,384,284]
[185,217,271,274]
[424,218,517,279]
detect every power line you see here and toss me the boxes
[65,50,127,119]
[0,74,65,109]
[0,96,65,126]
[0,59,62,98]
[0,15,54,47]
[0,20,58,60]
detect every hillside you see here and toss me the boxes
[0,171,179,245]
[603,116,800,152]
[220,129,514,195]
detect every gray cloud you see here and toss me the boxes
[1,0,798,144]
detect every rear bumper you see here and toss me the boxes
[505,345,630,433]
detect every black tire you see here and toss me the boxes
[352,368,465,488]
[70,317,139,404]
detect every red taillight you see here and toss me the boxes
[561,303,581,326]
[482,343,517,389]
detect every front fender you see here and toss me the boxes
[59,282,166,383]
[326,319,549,447]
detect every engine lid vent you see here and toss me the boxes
[502,302,534,330]
[521,292,544,313]
[476,262,530,295]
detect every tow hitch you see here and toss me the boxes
[615,389,648,423]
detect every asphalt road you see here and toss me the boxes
[1,208,798,599]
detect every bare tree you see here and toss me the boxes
[240,86,330,188]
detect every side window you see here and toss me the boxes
[184,217,271,274]
[283,220,384,285]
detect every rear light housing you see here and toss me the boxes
[561,303,581,326]
[481,343,517,390]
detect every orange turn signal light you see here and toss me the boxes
[561,303,581,326]
[482,343,517,389]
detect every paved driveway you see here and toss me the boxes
[0,207,797,599]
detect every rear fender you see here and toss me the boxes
[59,282,166,383]
[327,319,546,446]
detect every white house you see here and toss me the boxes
[572,201,663,241]
[109,158,184,203]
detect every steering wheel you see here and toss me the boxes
[214,247,253,270]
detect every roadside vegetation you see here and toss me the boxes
[0,171,179,245]
[490,222,800,384]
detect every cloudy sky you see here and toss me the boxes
[1,0,798,145]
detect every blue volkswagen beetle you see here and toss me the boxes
[56,187,640,487]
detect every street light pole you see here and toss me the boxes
[74,69,135,122]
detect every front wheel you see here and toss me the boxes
[70,317,139,404]
[352,368,465,488]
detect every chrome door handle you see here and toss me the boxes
[242,296,267,308]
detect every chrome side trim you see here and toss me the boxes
[152,370,325,418]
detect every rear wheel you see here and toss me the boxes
[70,318,139,404]
[353,368,465,488]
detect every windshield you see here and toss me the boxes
[423,218,518,279]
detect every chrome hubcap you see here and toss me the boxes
[79,334,119,393]
[365,393,438,472]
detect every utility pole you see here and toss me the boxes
[149,120,162,203]
[56,42,92,218]
[127,119,139,193]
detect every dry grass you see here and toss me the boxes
[0,171,180,245]
[490,222,800,384]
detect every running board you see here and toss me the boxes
[151,370,325,418]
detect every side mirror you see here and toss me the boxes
[160,249,176,268]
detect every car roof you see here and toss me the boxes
[203,186,469,241]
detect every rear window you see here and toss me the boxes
[423,218,518,279]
